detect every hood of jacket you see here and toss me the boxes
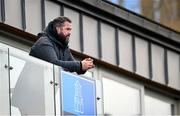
[37,21,69,49]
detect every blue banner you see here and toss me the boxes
[60,71,96,116]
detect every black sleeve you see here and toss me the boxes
[68,50,86,75]
[30,41,82,73]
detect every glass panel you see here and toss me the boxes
[54,65,61,115]
[0,43,10,115]
[83,15,98,58]
[167,51,180,90]
[5,0,22,29]
[8,46,55,115]
[135,37,149,78]
[101,23,116,65]
[152,44,165,84]
[64,7,80,51]
[119,30,133,71]
[145,95,172,115]
[26,0,41,35]
[102,77,140,115]
[84,71,93,78]
[45,1,60,27]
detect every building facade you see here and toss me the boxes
[0,0,180,115]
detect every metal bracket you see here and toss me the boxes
[50,81,58,86]
[4,64,13,70]
[97,97,101,100]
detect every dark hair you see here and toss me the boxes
[52,16,71,28]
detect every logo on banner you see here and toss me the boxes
[74,80,84,113]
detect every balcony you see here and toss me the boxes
[0,43,100,116]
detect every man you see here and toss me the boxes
[29,16,94,74]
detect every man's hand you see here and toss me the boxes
[81,58,95,71]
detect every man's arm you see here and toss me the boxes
[30,42,82,73]
[68,51,95,74]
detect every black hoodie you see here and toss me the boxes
[29,21,85,74]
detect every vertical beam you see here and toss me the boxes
[164,49,169,85]
[41,0,46,30]
[115,27,120,66]
[79,12,84,53]
[7,48,11,116]
[132,35,136,72]
[148,41,153,80]
[21,0,26,30]
[1,0,5,22]
[98,20,102,59]
[52,65,56,116]
[0,0,1,22]
[60,4,64,16]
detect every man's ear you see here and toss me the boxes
[56,27,60,34]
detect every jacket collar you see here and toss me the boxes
[40,21,69,49]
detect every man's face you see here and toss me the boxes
[57,21,72,40]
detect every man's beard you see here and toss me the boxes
[58,33,69,45]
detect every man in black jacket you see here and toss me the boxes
[29,16,94,74]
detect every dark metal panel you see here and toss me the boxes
[148,42,153,80]
[164,49,169,85]
[60,4,64,16]
[1,0,5,22]
[79,12,84,53]
[0,0,1,22]
[41,0,46,30]
[98,20,102,59]
[21,0,26,30]
[115,27,120,66]
[132,35,136,72]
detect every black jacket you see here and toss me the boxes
[29,22,85,74]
